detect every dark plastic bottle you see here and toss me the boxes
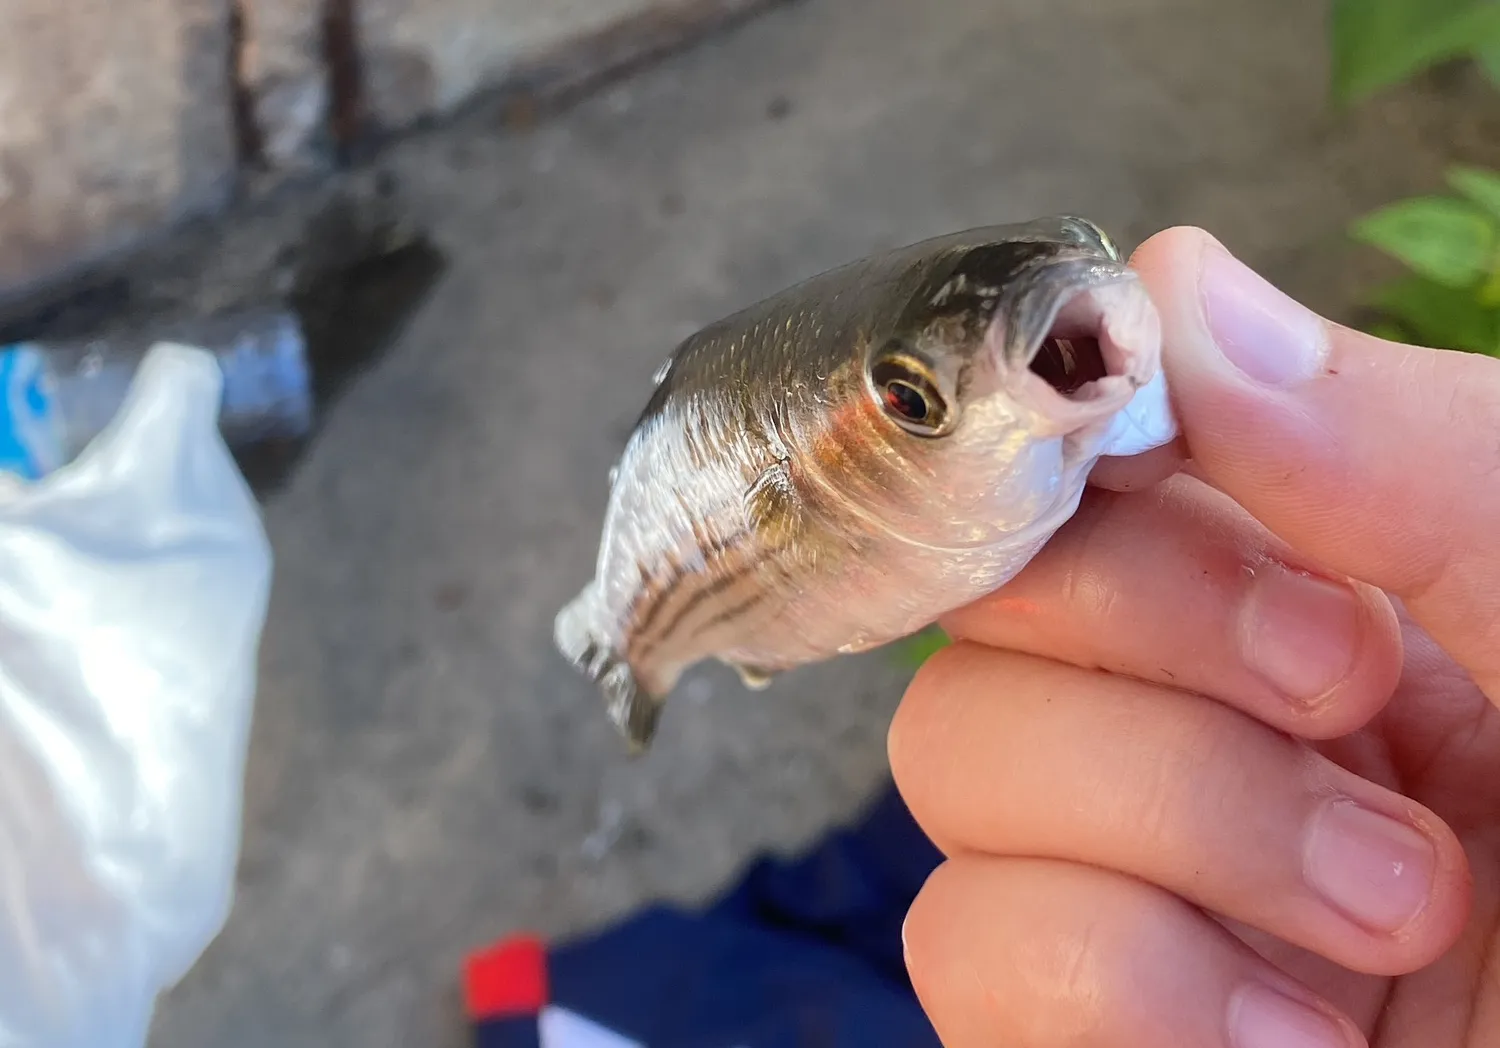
[0,307,313,480]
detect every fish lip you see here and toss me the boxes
[986,262,1163,438]
[1050,215,1125,263]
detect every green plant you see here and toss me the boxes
[890,624,951,670]
[1336,0,1500,356]
[1331,0,1500,104]
[1352,167,1500,353]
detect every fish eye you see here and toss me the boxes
[870,354,950,436]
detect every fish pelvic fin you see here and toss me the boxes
[554,589,665,753]
[600,661,662,754]
[726,659,779,692]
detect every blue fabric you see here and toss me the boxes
[473,1015,543,1048]
[543,782,945,1046]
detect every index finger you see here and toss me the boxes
[1131,226,1500,695]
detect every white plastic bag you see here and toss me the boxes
[0,343,272,1047]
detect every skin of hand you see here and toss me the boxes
[889,225,1500,1048]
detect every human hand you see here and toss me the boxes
[890,226,1500,1048]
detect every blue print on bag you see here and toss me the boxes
[0,345,65,479]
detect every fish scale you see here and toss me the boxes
[555,216,1179,751]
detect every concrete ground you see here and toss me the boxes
[144,0,1500,1044]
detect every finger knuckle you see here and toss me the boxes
[1442,357,1500,483]
[886,643,975,800]
[900,861,955,967]
[1121,699,1232,851]
[905,863,1115,1047]
[1054,491,1123,617]
[1025,916,1115,1044]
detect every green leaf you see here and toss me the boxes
[1363,318,1417,344]
[1446,166,1500,223]
[889,625,951,669]
[1331,0,1500,104]
[1351,196,1497,287]
[1367,274,1500,354]
[1477,36,1500,85]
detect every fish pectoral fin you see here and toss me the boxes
[745,458,852,570]
[744,459,803,548]
[725,659,779,692]
[554,591,667,753]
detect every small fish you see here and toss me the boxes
[555,216,1178,750]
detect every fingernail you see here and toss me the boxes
[1304,799,1435,934]
[1230,984,1353,1048]
[1240,566,1361,707]
[1200,244,1327,387]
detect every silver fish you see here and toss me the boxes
[555,216,1178,750]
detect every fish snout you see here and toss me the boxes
[992,272,1164,438]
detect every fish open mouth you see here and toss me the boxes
[998,272,1162,434]
[1030,334,1108,396]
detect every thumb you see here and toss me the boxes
[1131,226,1500,695]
